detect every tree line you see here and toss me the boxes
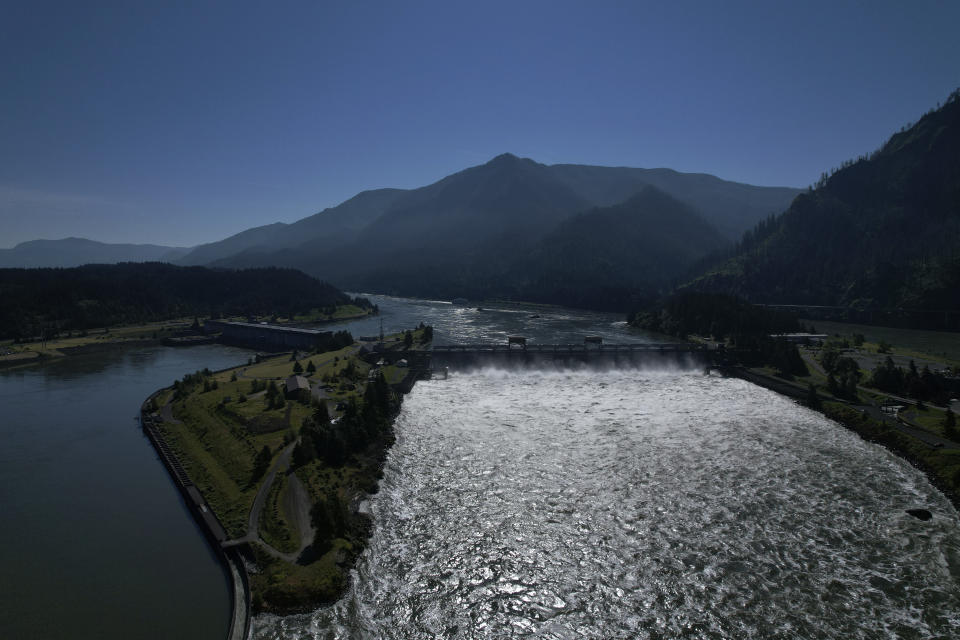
[630,292,808,376]
[0,262,373,341]
[292,371,399,553]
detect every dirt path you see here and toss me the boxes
[282,471,315,555]
[223,437,316,563]
[160,400,180,424]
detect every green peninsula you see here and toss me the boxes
[148,325,432,613]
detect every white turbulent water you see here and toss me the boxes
[255,368,960,639]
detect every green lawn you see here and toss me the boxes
[161,374,299,537]
[901,405,953,437]
[16,319,191,356]
[289,304,372,324]
[809,319,960,366]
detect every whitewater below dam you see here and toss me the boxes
[255,367,960,639]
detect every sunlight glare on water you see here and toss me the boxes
[255,367,960,639]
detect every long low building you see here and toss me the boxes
[205,320,336,351]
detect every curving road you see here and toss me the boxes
[223,438,315,562]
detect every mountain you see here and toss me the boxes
[0,263,369,340]
[520,186,726,291]
[545,163,800,240]
[688,90,960,320]
[177,188,407,265]
[205,154,799,307]
[513,186,728,307]
[0,237,189,268]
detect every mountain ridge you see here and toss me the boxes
[184,154,799,273]
[685,89,960,321]
[0,237,189,268]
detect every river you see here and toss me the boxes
[252,297,960,639]
[0,344,250,640]
[1,296,958,639]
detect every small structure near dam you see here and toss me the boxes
[429,337,713,370]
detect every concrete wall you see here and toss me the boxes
[206,320,331,352]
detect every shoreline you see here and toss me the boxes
[724,366,960,513]
[138,337,427,637]
[140,389,251,640]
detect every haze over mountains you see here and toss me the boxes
[184,154,798,268]
[2,156,800,308]
[6,86,958,319]
[188,154,799,307]
[0,237,188,268]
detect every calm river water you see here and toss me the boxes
[0,344,250,640]
[2,296,959,640]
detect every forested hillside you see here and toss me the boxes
[206,155,796,309]
[689,90,960,323]
[0,263,371,340]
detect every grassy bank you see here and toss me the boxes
[1,319,190,361]
[808,319,960,367]
[1,299,376,368]
[290,304,375,324]
[153,326,431,613]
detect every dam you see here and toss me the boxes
[427,337,714,370]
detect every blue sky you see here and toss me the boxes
[1,0,958,248]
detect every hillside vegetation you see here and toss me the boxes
[688,90,960,326]
[0,263,371,340]
[206,155,796,309]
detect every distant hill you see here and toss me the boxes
[0,263,369,340]
[688,89,960,324]
[513,187,728,308]
[0,237,189,268]
[298,185,726,311]
[177,188,407,266]
[207,154,799,307]
[545,163,800,240]
[7,156,800,311]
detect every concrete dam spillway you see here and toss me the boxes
[428,341,713,371]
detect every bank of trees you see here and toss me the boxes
[819,344,862,401]
[867,356,955,405]
[630,292,807,376]
[292,371,399,553]
[0,263,373,341]
[293,373,396,470]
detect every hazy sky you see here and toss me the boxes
[1,0,958,248]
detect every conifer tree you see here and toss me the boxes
[944,409,957,440]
